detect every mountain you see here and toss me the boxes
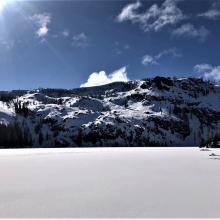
[0,76,220,148]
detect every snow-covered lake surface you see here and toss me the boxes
[0,147,219,218]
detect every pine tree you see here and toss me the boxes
[38,130,44,146]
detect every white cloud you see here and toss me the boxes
[172,23,210,42]
[142,55,158,66]
[72,33,88,48]
[62,30,69,37]
[80,66,129,87]
[117,0,186,32]
[0,39,15,50]
[114,41,130,55]
[37,26,48,37]
[198,1,220,20]
[194,63,220,82]
[155,47,182,59]
[142,48,182,66]
[117,1,141,23]
[30,13,51,38]
[124,44,130,50]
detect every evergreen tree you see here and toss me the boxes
[38,130,44,146]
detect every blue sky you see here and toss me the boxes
[0,0,220,90]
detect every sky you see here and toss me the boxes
[0,0,220,90]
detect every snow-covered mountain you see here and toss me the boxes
[0,76,220,147]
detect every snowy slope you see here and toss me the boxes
[0,77,220,147]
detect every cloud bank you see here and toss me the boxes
[117,0,186,32]
[194,63,220,82]
[80,66,129,87]
[117,0,210,42]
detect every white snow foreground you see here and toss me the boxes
[0,147,220,218]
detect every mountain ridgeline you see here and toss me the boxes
[0,77,220,148]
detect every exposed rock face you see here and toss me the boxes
[0,77,220,147]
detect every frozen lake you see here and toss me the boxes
[0,147,219,218]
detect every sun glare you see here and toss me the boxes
[0,0,13,13]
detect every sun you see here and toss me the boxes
[0,0,7,11]
[0,0,13,13]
